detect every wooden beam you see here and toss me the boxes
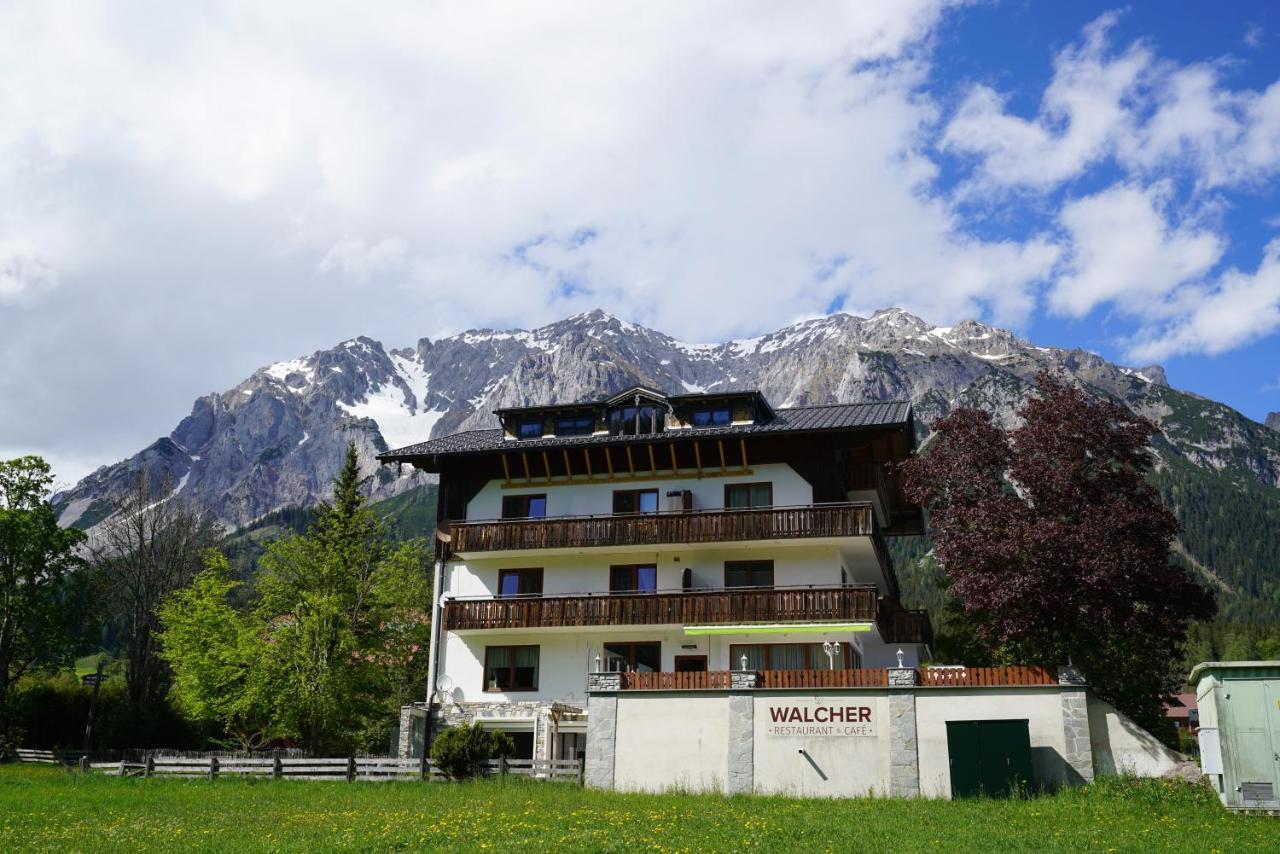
[521,452,531,481]
[541,451,553,483]
[740,439,748,471]
[717,439,727,471]
[693,442,703,476]
[583,448,593,478]
[605,447,615,477]
[501,454,512,482]
[562,449,573,480]
[625,445,636,475]
[647,444,657,474]
[669,443,678,473]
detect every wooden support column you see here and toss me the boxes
[625,446,636,476]
[521,453,531,481]
[542,451,553,483]
[605,447,615,478]
[669,444,678,474]
[501,454,512,483]
[647,444,657,474]
[740,439,749,471]
[583,448,593,478]
[563,449,573,480]
[694,442,703,476]
[717,440,727,472]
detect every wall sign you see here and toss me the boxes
[765,703,876,737]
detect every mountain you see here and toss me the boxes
[53,308,1280,619]
[1268,412,1280,432]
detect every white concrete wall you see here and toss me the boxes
[915,688,1069,798]
[1087,696,1182,777]
[449,545,870,598]
[465,463,814,520]
[752,692,890,797]
[613,694,730,793]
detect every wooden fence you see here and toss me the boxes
[76,755,581,784]
[917,666,1058,687]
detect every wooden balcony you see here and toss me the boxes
[876,599,934,647]
[615,666,1058,691]
[441,585,882,632]
[449,502,875,554]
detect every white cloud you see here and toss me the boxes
[943,12,1150,191]
[1127,238,1280,361]
[1053,182,1223,318]
[944,12,1280,192]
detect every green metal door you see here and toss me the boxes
[947,719,1033,799]
[1226,681,1279,806]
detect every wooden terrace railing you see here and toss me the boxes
[613,666,1061,691]
[450,502,876,553]
[441,585,882,632]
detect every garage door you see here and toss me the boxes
[946,719,1033,799]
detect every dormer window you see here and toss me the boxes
[608,404,664,436]
[554,415,594,436]
[690,406,731,427]
[516,420,544,439]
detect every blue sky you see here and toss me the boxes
[0,2,1278,484]
[933,1,1280,421]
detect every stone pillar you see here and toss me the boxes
[1058,667,1094,785]
[727,691,754,795]
[584,674,620,790]
[397,704,415,758]
[888,667,920,798]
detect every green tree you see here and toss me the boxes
[0,456,91,746]
[254,443,431,753]
[157,551,277,750]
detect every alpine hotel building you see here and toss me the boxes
[382,386,1181,797]
[378,386,931,763]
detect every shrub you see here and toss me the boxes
[430,722,515,780]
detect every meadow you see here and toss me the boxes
[1,763,1276,852]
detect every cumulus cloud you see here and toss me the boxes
[1127,239,1280,361]
[1053,182,1223,319]
[944,11,1280,192]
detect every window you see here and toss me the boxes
[725,560,774,589]
[674,655,708,672]
[603,641,661,673]
[484,645,539,691]
[516,419,543,439]
[725,482,773,509]
[554,415,595,436]
[613,489,658,515]
[498,568,543,598]
[690,407,731,427]
[608,405,664,436]
[610,564,657,593]
[730,642,857,671]
[502,494,546,519]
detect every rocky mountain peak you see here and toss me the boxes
[52,307,1279,532]
[1267,411,1280,432]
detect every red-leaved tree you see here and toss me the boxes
[902,371,1215,731]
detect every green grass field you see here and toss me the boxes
[1,764,1276,852]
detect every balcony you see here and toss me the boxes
[615,666,1058,691]
[876,599,934,647]
[448,502,876,555]
[442,584,882,632]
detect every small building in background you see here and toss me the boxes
[1165,692,1199,734]
[1192,661,1280,811]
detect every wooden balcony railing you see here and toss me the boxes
[613,666,1059,691]
[441,585,882,632]
[449,503,875,553]
[876,599,934,647]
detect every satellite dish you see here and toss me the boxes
[435,521,452,543]
[435,674,454,695]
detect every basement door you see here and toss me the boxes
[945,720,1033,799]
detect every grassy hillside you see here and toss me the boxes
[3,765,1276,852]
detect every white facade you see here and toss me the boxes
[428,461,924,745]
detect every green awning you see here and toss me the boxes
[683,622,873,636]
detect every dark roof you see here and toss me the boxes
[379,400,912,462]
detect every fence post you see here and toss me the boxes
[272,749,282,781]
[78,756,88,774]
[578,758,585,788]
[209,755,219,782]
[346,755,356,783]
[499,755,508,777]
[118,759,126,778]
[145,754,154,778]
[418,750,428,781]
